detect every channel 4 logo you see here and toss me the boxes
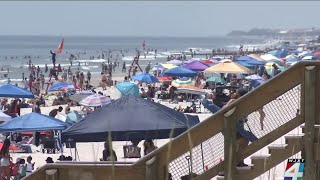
[284,159,304,180]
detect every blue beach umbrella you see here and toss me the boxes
[131,73,159,84]
[48,82,75,92]
[115,82,139,97]
[65,111,83,124]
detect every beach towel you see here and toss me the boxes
[202,99,258,142]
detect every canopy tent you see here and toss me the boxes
[171,77,195,88]
[62,95,200,142]
[235,56,265,66]
[183,61,208,71]
[115,82,139,97]
[204,59,252,74]
[0,84,34,98]
[48,82,75,92]
[69,91,94,103]
[166,60,183,66]
[79,94,112,107]
[162,67,197,77]
[0,112,11,122]
[248,54,266,61]
[131,73,159,84]
[0,112,68,132]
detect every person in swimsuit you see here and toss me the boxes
[0,138,11,180]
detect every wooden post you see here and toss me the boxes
[304,66,316,180]
[146,157,157,180]
[224,107,237,180]
[46,169,58,180]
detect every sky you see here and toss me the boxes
[0,1,320,37]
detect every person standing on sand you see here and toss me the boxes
[45,64,48,74]
[86,71,91,84]
[50,50,56,67]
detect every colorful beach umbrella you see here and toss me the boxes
[79,94,112,107]
[206,76,225,84]
[204,59,252,74]
[131,73,159,84]
[48,82,75,92]
[171,77,195,88]
[183,61,208,71]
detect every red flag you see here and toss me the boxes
[56,38,64,54]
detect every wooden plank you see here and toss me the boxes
[224,108,237,180]
[238,137,303,179]
[304,66,317,180]
[238,116,304,161]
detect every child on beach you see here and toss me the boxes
[26,156,34,176]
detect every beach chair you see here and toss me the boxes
[123,145,141,158]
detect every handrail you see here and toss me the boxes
[134,61,311,167]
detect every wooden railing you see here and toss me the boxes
[27,61,320,180]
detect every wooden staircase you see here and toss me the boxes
[25,62,320,180]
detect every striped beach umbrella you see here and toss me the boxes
[171,77,195,88]
[79,94,112,107]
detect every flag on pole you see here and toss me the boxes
[56,38,64,54]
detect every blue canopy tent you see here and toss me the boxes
[62,94,200,142]
[235,56,265,66]
[0,84,34,98]
[162,67,197,77]
[48,82,75,92]
[0,112,69,132]
[131,73,159,84]
[115,82,139,97]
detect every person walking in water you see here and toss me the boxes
[50,50,56,67]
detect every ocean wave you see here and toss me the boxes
[71,59,107,63]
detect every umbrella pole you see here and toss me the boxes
[201,143,205,172]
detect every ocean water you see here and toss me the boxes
[0,35,266,80]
